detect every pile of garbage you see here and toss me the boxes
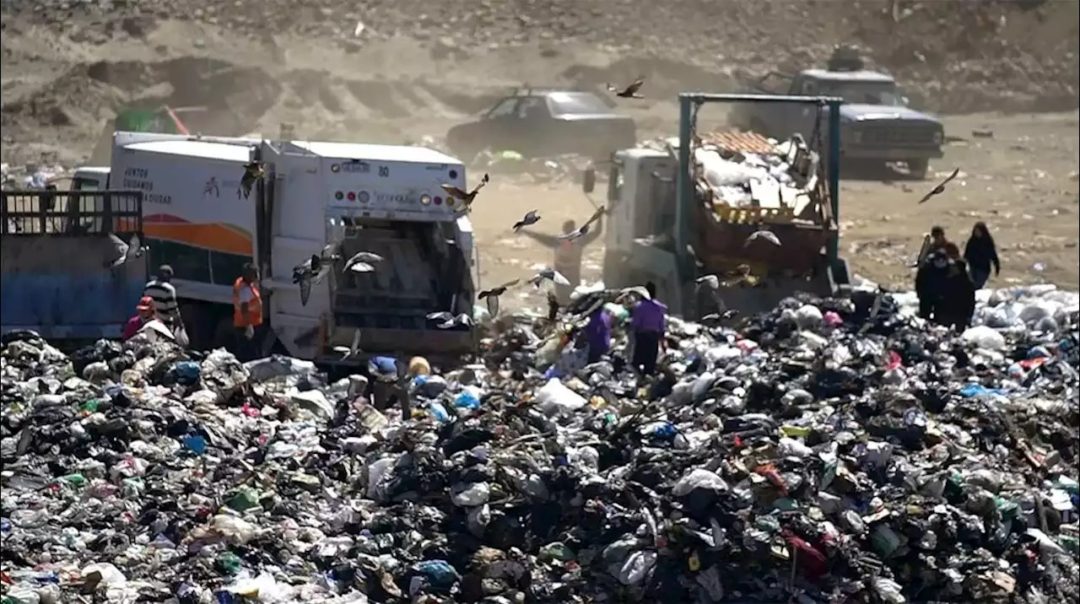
[2,285,1078,603]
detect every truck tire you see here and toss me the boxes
[907,159,929,180]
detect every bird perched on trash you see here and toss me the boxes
[513,210,541,232]
[104,232,146,269]
[344,251,384,273]
[528,267,571,288]
[239,160,265,199]
[441,173,490,211]
[332,329,362,360]
[607,77,645,99]
[744,229,782,247]
[427,311,473,329]
[558,206,605,242]
[917,168,960,204]
[292,244,341,306]
[478,279,520,317]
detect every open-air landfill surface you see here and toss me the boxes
[2,283,1078,603]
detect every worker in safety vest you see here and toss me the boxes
[232,263,263,361]
[520,215,603,305]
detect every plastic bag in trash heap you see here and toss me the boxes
[536,378,587,415]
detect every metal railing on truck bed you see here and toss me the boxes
[1,190,147,340]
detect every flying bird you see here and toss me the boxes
[239,161,265,199]
[344,251,385,273]
[104,233,146,269]
[332,329,362,360]
[292,244,341,306]
[441,173,490,211]
[744,229,782,248]
[513,210,541,232]
[528,267,571,288]
[427,312,472,329]
[607,77,645,99]
[478,279,520,317]
[916,168,960,204]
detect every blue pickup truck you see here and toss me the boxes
[728,47,945,179]
[1,189,147,341]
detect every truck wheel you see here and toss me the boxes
[906,159,929,180]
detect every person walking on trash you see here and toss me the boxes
[143,264,187,345]
[519,214,603,305]
[232,263,263,362]
[915,225,950,266]
[122,297,156,341]
[938,243,976,331]
[963,221,1001,289]
[582,298,613,364]
[915,246,950,322]
[629,282,667,376]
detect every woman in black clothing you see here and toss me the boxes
[939,243,976,331]
[963,222,1000,289]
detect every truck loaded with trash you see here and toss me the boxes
[585,92,850,318]
[67,131,478,360]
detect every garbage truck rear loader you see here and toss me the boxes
[75,132,477,359]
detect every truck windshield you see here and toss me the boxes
[821,82,903,106]
[547,92,611,115]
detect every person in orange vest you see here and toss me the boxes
[520,214,603,305]
[232,263,263,361]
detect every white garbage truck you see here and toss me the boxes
[73,131,478,360]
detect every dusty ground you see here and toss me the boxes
[2,0,1077,305]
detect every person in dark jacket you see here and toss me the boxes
[937,243,976,330]
[915,248,950,321]
[963,221,1000,289]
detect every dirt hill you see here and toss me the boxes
[2,0,1077,164]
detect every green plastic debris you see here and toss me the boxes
[80,399,100,413]
[539,542,575,562]
[226,487,262,513]
[58,473,87,487]
[216,551,243,575]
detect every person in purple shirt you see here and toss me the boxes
[630,282,667,375]
[582,301,613,363]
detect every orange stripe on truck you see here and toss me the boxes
[143,223,253,255]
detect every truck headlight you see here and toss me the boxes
[932,131,943,145]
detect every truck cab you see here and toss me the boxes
[730,47,944,178]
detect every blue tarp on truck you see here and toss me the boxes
[1,190,146,340]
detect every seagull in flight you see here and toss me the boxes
[744,229,782,247]
[607,77,645,99]
[478,279,520,317]
[104,233,146,269]
[528,267,571,287]
[344,251,385,273]
[441,173,490,211]
[916,168,960,204]
[513,210,540,232]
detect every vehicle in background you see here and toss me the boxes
[445,88,636,163]
[728,46,944,179]
[73,132,477,361]
[585,93,850,317]
[1,188,147,340]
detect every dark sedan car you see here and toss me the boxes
[446,90,636,162]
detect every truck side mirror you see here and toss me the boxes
[582,167,596,194]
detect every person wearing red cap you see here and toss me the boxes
[122,296,156,341]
